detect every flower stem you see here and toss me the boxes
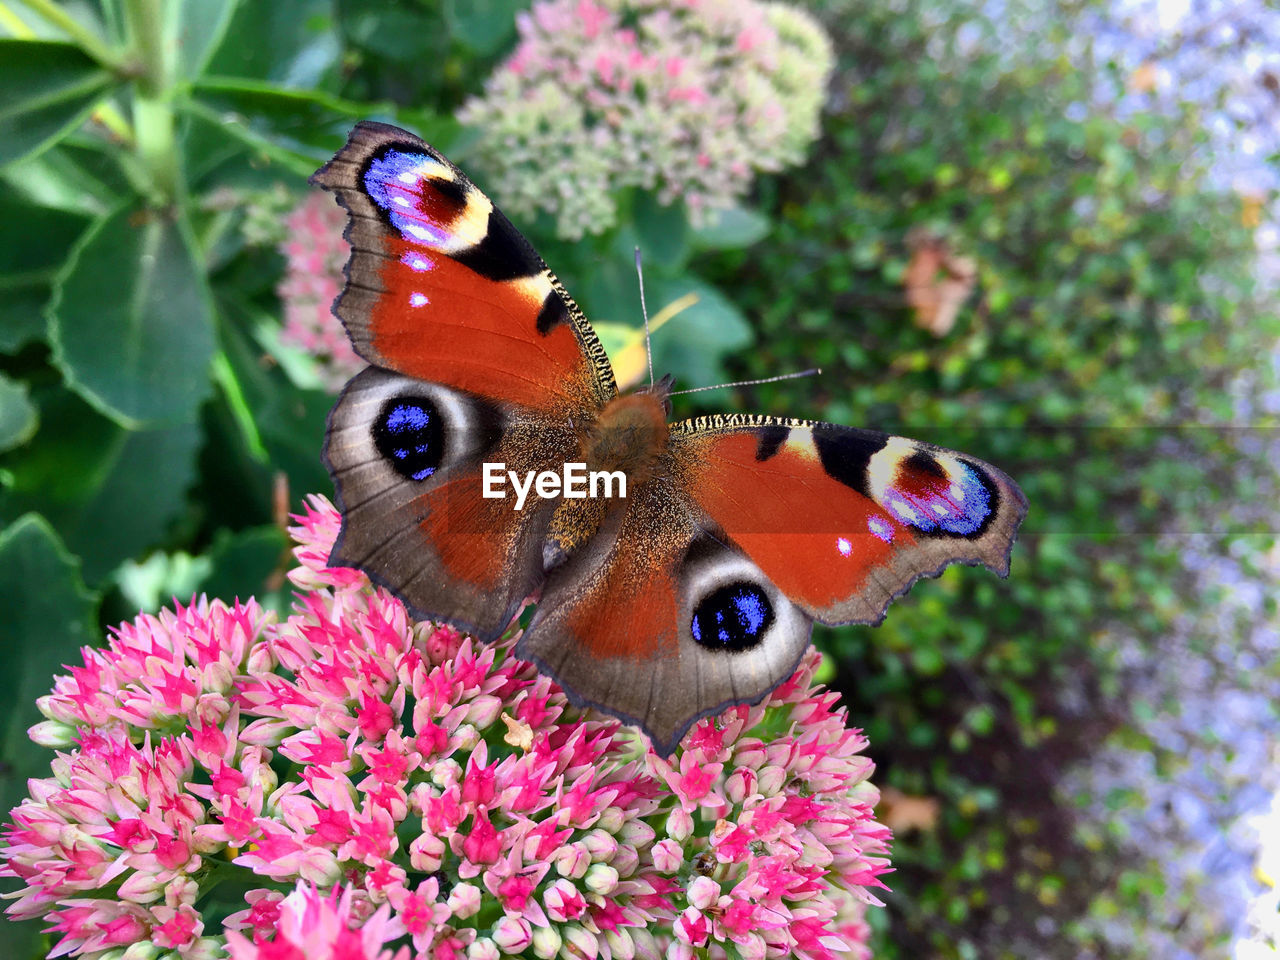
[123,0,178,203]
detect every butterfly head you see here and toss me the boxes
[634,372,675,416]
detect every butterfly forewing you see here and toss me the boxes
[310,121,615,416]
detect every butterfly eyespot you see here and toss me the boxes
[690,582,774,653]
[373,397,445,482]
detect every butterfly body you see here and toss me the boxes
[313,122,1027,755]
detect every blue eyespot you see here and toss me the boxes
[691,582,774,653]
[373,398,444,482]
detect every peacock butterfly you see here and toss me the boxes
[311,121,1028,755]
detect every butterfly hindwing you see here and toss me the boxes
[515,473,813,755]
[310,121,615,416]
[670,416,1027,625]
[325,367,578,639]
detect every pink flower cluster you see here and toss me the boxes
[2,496,890,960]
[277,192,362,391]
[459,0,834,238]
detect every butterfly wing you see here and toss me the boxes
[518,416,1025,754]
[313,123,616,636]
[516,470,813,756]
[310,121,615,415]
[324,367,579,638]
[671,415,1028,624]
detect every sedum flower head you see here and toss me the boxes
[276,191,361,391]
[458,0,835,239]
[2,496,889,959]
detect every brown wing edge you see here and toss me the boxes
[515,625,813,757]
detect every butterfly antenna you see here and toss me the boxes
[669,368,822,396]
[635,247,655,388]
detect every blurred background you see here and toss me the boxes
[0,0,1277,957]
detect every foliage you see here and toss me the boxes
[0,0,1276,958]
[692,0,1279,957]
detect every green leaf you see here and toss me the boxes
[337,0,442,62]
[0,281,52,353]
[203,0,339,86]
[50,204,215,428]
[201,524,289,606]
[116,548,211,612]
[0,514,97,957]
[645,274,754,389]
[175,0,241,79]
[214,299,332,498]
[443,0,525,55]
[689,205,772,250]
[0,147,117,220]
[632,192,691,271]
[189,76,381,159]
[0,195,90,352]
[0,514,98,815]
[0,188,100,277]
[0,375,37,452]
[0,387,201,582]
[0,40,117,168]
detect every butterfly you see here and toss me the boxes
[311,121,1028,755]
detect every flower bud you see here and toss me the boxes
[560,925,599,960]
[582,829,617,862]
[665,808,693,842]
[117,871,165,904]
[28,720,76,749]
[492,916,533,953]
[431,758,463,788]
[604,928,636,960]
[666,940,696,960]
[631,928,662,960]
[448,882,482,919]
[554,842,589,879]
[584,863,619,896]
[619,819,655,848]
[544,878,587,922]
[674,906,709,947]
[204,662,235,694]
[687,875,720,910]
[725,766,757,805]
[733,739,767,769]
[452,724,481,752]
[758,764,787,795]
[121,943,164,960]
[468,937,500,960]
[466,694,504,728]
[410,832,445,872]
[611,844,639,878]
[531,925,562,960]
[595,806,624,833]
[652,838,684,874]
